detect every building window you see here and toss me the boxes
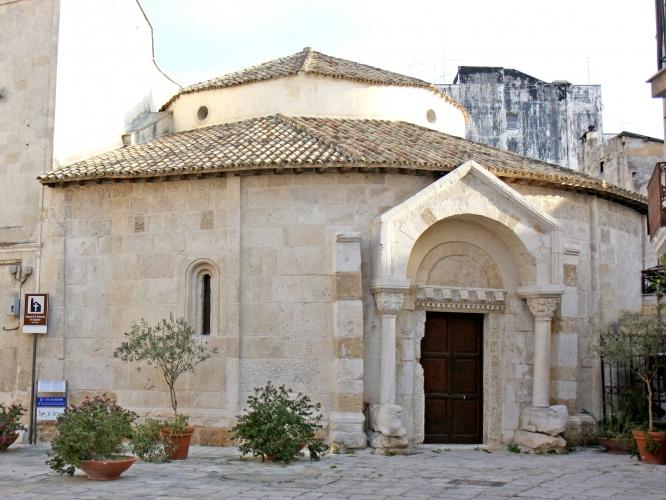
[197,105,209,122]
[599,161,604,174]
[506,113,519,130]
[202,273,211,336]
[186,259,219,336]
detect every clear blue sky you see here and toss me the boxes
[141,0,663,138]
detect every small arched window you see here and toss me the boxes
[186,260,219,336]
[202,273,211,336]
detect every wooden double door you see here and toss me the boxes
[421,312,483,444]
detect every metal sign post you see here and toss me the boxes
[23,293,49,444]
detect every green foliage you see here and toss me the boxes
[0,403,25,450]
[232,382,328,463]
[130,419,170,463]
[507,443,521,453]
[47,396,136,475]
[597,312,666,432]
[113,315,216,416]
[598,388,648,438]
[163,414,190,435]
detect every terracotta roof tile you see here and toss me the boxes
[160,48,467,116]
[39,115,646,212]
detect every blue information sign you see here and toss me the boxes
[36,396,66,407]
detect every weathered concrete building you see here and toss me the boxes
[580,130,664,195]
[439,67,602,170]
[0,0,653,452]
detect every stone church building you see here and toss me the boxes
[0,0,652,451]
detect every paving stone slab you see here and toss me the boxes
[1,445,665,499]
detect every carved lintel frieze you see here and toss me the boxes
[415,286,507,313]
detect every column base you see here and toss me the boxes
[369,403,406,437]
[367,431,409,454]
[521,405,568,436]
[329,412,367,450]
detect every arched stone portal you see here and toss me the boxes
[368,161,565,450]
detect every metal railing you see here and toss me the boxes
[647,162,666,238]
[601,355,666,424]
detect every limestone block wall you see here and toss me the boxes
[516,184,650,417]
[0,0,59,414]
[14,170,650,445]
[237,173,429,415]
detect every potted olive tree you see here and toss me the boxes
[598,312,666,464]
[113,315,215,460]
[47,396,136,480]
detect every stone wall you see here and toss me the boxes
[11,170,651,445]
[0,0,59,412]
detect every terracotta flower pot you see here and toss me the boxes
[632,431,666,465]
[161,425,194,460]
[598,437,634,454]
[0,432,19,451]
[78,456,136,480]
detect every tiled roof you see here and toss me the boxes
[159,48,467,116]
[38,115,646,212]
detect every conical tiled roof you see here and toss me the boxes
[38,114,646,212]
[160,48,466,115]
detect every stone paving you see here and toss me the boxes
[1,444,665,499]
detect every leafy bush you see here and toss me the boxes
[47,396,136,475]
[113,315,215,417]
[232,382,327,463]
[163,414,190,435]
[130,419,170,463]
[0,403,25,450]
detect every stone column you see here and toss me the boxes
[525,296,559,408]
[369,282,409,451]
[515,289,568,451]
[330,233,367,449]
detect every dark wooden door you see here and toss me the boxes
[421,312,483,443]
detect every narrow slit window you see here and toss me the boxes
[202,273,211,336]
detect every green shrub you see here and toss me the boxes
[232,382,328,463]
[130,418,170,463]
[0,403,25,451]
[47,395,136,475]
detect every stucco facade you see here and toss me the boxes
[0,1,652,452]
[439,67,603,170]
[580,130,664,195]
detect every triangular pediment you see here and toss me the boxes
[379,160,560,233]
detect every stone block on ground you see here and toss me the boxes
[563,414,597,446]
[367,431,409,453]
[521,405,568,436]
[513,430,566,452]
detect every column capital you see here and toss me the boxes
[517,286,563,321]
[371,281,409,316]
[525,296,559,320]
